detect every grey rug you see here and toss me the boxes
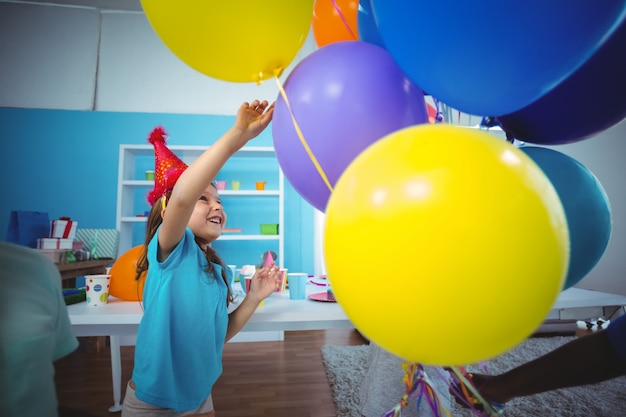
[322,337,626,417]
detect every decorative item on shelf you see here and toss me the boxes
[216,180,227,190]
[144,170,155,180]
[260,223,279,235]
[49,217,78,240]
[231,180,241,190]
[222,227,243,233]
[257,250,278,268]
[255,181,266,190]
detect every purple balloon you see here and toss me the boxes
[496,16,626,145]
[272,41,428,212]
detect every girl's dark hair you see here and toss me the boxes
[135,191,234,305]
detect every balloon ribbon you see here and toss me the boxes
[274,72,333,193]
[383,362,452,417]
[448,366,505,416]
[331,0,358,40]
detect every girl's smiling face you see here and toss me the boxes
[188,184,226,247]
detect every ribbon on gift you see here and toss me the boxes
[51,217,75,238]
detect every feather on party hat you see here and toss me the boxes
[146,126,188,206]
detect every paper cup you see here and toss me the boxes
[231,180,241,190]
[276,268,287,292]
[242,276,253,294]
[85,274,111,306]
[288,273,308,300]
[216,180,227,190]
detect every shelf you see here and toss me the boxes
[119,145,276,158]
[119,182,280,197]
[116,144,284,264]
[218,235,281,241]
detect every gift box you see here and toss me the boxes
[37,238,73,250]
[75,228,120,259]
[50,217,78,239]
[38,249,66,263]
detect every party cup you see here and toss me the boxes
[85,274,111,306]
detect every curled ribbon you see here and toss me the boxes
[274,71,333,193]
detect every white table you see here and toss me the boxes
[67,286,626,412]
[67,283,351,411]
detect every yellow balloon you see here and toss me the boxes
[324,125,569,366]
[140,0,314,83]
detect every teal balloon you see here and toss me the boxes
[522,146,612,289]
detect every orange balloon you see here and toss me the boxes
[312,0,359,47]
[109,245,146,301]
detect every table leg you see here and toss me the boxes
[108,335,123,412]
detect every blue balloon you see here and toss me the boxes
[496,16,626,145]
[357,0,385,48]
[522,146,612,289]
[371,1,626,116]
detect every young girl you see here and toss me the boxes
[122,99,280,417]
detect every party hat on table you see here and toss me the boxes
[146,126,188,206]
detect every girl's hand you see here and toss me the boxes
[232,99,275,144]
[247,263,281,303]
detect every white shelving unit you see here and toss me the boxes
[116,144,284,261]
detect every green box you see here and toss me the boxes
[260,223,279,235]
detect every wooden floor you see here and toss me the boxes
[55,329,369,417]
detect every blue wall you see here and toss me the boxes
[0,107,314,273]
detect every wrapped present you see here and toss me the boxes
[37,238,73,250]
[38,249,66,263]
[75,228,120,259]
[50,217,78,239]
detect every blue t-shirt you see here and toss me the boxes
[607,313,626,361]
[131,227,229,411]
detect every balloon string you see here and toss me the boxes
[274,73,333,192]
[449,366,503,416]
[331,0,358,40]
[382,362,453,417]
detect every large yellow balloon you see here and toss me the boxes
[140,1,314,83]
[324,125,569,366]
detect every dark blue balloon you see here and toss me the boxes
[522,146,612,290]
[496,15,626,145]
[357,0,385,48]
[371,1,626,116]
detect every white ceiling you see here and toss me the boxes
[0,0,143,11]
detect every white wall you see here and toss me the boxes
[0,1,317,115]
[2,1,625,295]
